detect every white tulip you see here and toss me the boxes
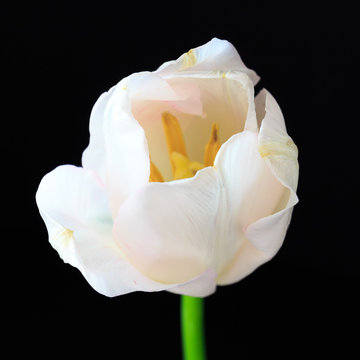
[36,38,299,297]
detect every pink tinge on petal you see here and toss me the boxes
[128,72,180,101]
[166,81,204,116]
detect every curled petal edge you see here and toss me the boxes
[156,37,260,85]
[217,89,299,285]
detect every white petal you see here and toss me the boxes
[103,88,150,215]
[245,191,298,254]
[60,228,184,297]
[216,91,299,285]
[157,38,260,85]
[81,86,115,180]
[217,240,269,285]
[214,131,288,283]
[113,168,221,288]
[257,89,299,191]
[218,190,298,286]
[36,165,177,296]
[35,165,113,284]
[246,89,299,254]
[167,269,217,297]
[36,165,112,234]
[126,71,180,101]
[164,80,204,115]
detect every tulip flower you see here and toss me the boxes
[36,38,298,359]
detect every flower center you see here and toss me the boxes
[149,112,220,182]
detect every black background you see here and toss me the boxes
[4,1,358,358]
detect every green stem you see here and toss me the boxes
[181,295,207,360]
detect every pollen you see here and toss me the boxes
[53,228,74,250]
[181,49,197,69]
[149,112,221,182]
[258,138,298,160]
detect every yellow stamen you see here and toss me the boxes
[171,152,204,180]
[161,112,188,175]
[204,123,220,167]
[151,113,221,182]
[149,161,164,182]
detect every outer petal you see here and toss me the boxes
[217,90,299,285]
[36,165,180,296]
[113,167,221,296]
[36,165,112,234]
[157,38,260,85]
[81,78,151,216]
[102,86,150,215]
[257,89,299,191]
[52,227,186,297]
[167,269,217,297]
[81,86,116,180]
[247,89,299,254]
[213,131,287,282]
